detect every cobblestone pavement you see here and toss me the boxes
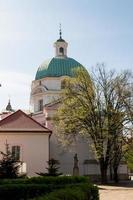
[98,181,133,200]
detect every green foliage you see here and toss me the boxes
[0,184,53,200]
[31,183,99,200]
[0,143,20,179]
[125,141,133,170]
[0,176,99,200]
[0,175,89,185]
[36,158,62,176]
[54,68,94,147]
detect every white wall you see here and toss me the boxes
[42,79,61,90]
[31,78,61,91]
[50,133,98,175]
[0,132,49,176]
[31,78,62,112]
[118,164,128,174]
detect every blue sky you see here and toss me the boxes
[0,0,133,111]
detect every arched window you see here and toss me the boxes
[59,47,64,55]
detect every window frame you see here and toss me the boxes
[12,145,21,161]
[38,99,43,111]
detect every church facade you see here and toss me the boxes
[0,31,128,180]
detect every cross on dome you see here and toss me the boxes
[59,24,62,39]
[59,23,62,39]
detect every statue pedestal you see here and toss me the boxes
[73,167,79,176]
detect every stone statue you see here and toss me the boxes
[73,153,79,176]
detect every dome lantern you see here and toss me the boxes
[54,24,68,58]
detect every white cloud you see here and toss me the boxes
[0,70,32,111]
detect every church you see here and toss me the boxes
[0,29,128,180]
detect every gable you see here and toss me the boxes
[0,110,51,133]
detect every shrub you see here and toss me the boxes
[31,183,99,200]
[0,176,89,185]
[0,184,54,200]
[36,158,62,176]
[0,143,21,179]
[0,177,99,200]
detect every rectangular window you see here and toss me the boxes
[38,99,43,111]
[12,146,20,161]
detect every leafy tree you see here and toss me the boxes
[0,143,21,179]
[125,138,133,170]
[37,158,62,176]
[54,66,133,183]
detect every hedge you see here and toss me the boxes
[0,183,99,200]
[0,176,89,185]
[31,183,99,200]
[0,183,89,198]
[0,184,54,200]
[0,177,99,200]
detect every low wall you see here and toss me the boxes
[85,173,129,182]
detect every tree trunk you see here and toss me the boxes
[109,163,113,181]
[100,167,108,184]
[113,166,119,183]
[99,159,108,184]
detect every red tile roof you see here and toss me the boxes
[0,110,51,133]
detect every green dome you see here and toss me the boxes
[35,57,84,80]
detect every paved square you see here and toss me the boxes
[98,182,133,200]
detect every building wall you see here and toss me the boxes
[0,132,49,176]
[31,77,62,91]
[31,77,62,112]
[50,130,98,176]
[32,113,45,125]
[50,133,128,178]
[43,79,61,90]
